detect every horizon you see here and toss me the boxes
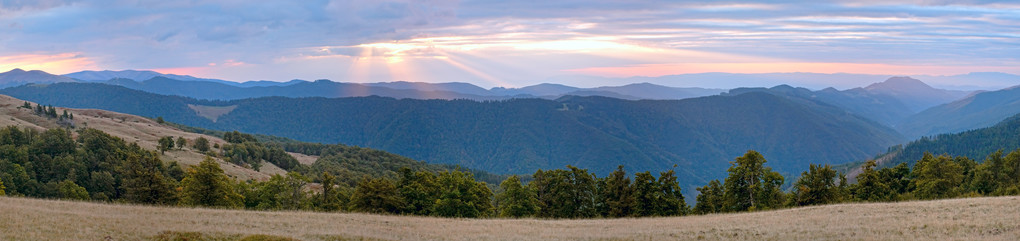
[1,1,1019,89]
[2,67,1019,91]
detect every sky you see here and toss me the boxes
[1,0,1019,88]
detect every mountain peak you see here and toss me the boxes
[8,68,26,73]
[865,76,932,91]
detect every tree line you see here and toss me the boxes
[2,125,1020,218]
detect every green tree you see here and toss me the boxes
[176,137,187,150]
[632,171,659,216]
[157,136,175,154]
[156,116,165,124]
[722,150,785,212]
[179,157,242,208]
[433,170,493,218]
[850,160,895,202]
[122,152,179,204]
[792,164,844,206]
[57,180,89,201]
[318,172,343,211]
[599,165,634,217]
[694,180,724,214]
[397,168,439,215]
[0,177,6,196]
[656,169,688,216]
[496,175,539,218]
[912,153,963,199]
[192,137,210,152]
[971,150,1020,195]
[239,172,309,210]
[350,176,402,214]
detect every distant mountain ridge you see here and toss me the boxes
[0,68,75,88]
[57,69,728,101]
[860,76,972,112]
[64,70,245,86]
[897,85,1020,139]
[723,77,975,127]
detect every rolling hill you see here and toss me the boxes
[0,94,281,180]
[0,83,905,193]
[0,69,75,88]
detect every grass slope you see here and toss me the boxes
[0,94,290,180]
[1,196,1017,240]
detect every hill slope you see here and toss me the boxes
[880,112,1020,168]
[1,196,1016,240]
[0,94,282,180]
[898,85,1020,139]
[0,83,905,192]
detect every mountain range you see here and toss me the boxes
[0,81,907,193]
[63,72,726,101]
[5,68,1020,193]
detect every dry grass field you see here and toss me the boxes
[0,94,313,181]
[1,196,1018,241]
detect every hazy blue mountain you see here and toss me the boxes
[235,79,307,87]
[860,76,972,112]
[586,83,724,100]
[0,69,75,88]
[490,83,581,96]
[545,72,1018,91]
[0,82,905,195]
[103,77,503,101]
[556,90,642,100]
[726,84,914,126]
[489,82,722,100]
[365,81,494,96]
[898,85,1020,139]
[64,70,241,86]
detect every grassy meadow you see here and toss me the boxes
[1,196,1018,240]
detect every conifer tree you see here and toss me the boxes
[656,169,688,216]
[722,150,784,211]
[600,165,634,217]
[122,152,178,204]
[632,171,659,216]
[179,157,242,207]
[694,180,724,214]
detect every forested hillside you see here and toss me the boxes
[0,83,905,194]
[881,112,1020,168]
[898,85,1020,139]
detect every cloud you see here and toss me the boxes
[0,0,1017,85]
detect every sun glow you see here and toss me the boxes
[0,53,96,74]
